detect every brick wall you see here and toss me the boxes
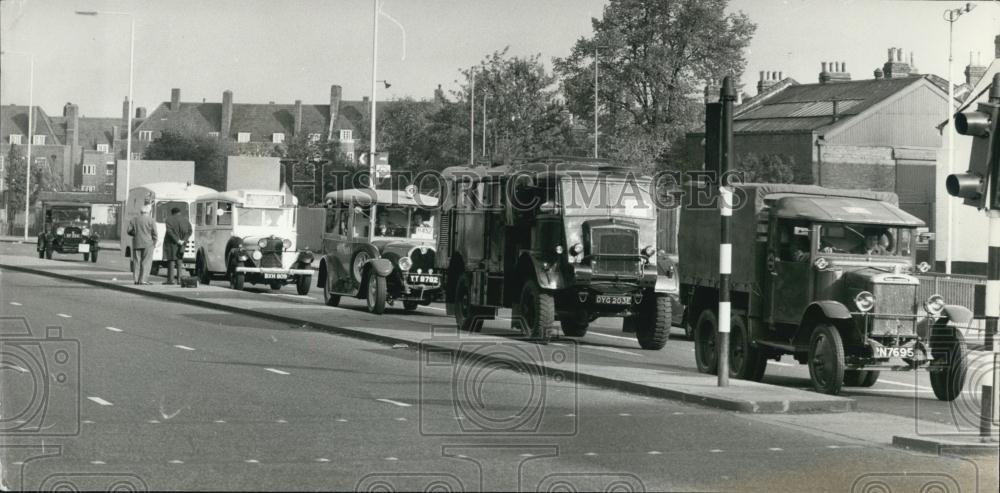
[818,144,895,191]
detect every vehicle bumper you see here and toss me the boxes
[235,267,313,276]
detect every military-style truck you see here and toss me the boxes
[679,183,974,398]
[436,159,677,348]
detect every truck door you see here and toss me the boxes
[455,180,485,270]
[766,218,813,325]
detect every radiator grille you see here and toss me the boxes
[437,213,451,260]
[591,228,637,256]
[871,283,917,336]
[410,248,436,272]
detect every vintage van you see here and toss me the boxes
[120,182,217,274]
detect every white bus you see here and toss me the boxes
[121,182,217,274]
[192,188,313,294]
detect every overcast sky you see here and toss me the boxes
[1,0,998,117]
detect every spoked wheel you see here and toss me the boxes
[929,326,968,402]
[323,269,341,307]
[366,273,387,314]
[808,323,845,395]
[454,274,482,332]
[518,278,555,341]
[694,308,719,375]
[729,315,766,381]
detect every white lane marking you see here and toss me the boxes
[265,368,290,375]
[385,457,399,461]
[336,418,348,422]
[590,332,637,342]
[768,447,783,451]
[214,420,226,424]
[105,326,123,332]
[395,417,408,421]
[709,449,724,453]
[564,413,576,417]
[245,459,260,464]
[57,313,71,318]
[647,451,662,455]
[9,302,22,306]
[589,346,640,356]
[173,345,196,351]
[82,420,95,424]
[276,419,288,424]
[377,398,412,408]
[90,460,106,465]
[618,413,631,417]
[584,452,597,456]
[87,396,113,406]
[169,460,184,464]
[315,458,330,463]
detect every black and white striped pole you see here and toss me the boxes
[984,209,999,440]
[717,76,737,387]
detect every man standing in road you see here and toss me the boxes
[127,204,158,285]
[163,207,192,285]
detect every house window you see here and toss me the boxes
[9,134,22,145]
[237,132,251,143]
[272,133,285,144]
[339,129,353,141]
[130,153,142,161]
[346,151,355,162]
[308,133,321,143]
[208,131,219,138]
[138,130,153,141]
[106,166,115,176]
[96,144,109,153]
[32,135,46,145]
[81,185,96,192]
[83,164,96,175]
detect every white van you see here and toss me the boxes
[121,182,217,274]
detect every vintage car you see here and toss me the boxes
[679,183,974,399]
[192,189,313,294]
[317,186,441,314]
[120,182,217,275]
[436,158,677,348]
[37,201,101,262]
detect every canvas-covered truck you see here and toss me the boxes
[437,158,677,348]
[679,183,974,398]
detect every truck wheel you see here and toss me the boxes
[296,275,311,295]
[808,323,845,395]
[403,300,419,311]
[197,255,211,285]
[730,315,766,381]
[90,250,98,263]
[270,281,283,290]
[323,270,341,307]
[929,326,968,402]
[694,308,719,375]
[844,370,880,387]
[230,262,245,291]
[560,318,589,337]
[454,274,482,332]
[366,273,387,314]
[519,278,555,341]
[636,293,670,350]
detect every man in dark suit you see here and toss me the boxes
[127,204,158,285]
[163,207,193,285]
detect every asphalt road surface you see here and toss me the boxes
[1,242,996,491]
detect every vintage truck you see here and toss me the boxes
[679,183,974,398]
[436,158,677,348]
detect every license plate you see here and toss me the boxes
[595,294,631,305]
[408,274,440,285]
[873,346,914,358]
[264,273,287,280]
[78,244,90,253]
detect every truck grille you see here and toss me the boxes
[63,227,82,239]
[260,238,284,268]
[410,247,436,272]
[590,227,640,276]
[871,283,917,336]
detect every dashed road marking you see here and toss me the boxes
[214,420,226,424]
[709,449,723,453]
[618,413,631,417]
[395,417,408,421]
[105,326,123,332]
[265,368,290,375]
[174,345,196,351]
[57,313,71,318]
[245,459,260,464]
[385,457,399,461]
[82,420,95,424]
[564,413,576,417]
[316,458,330,463]
[276,419,288,424]
[9,302,22,306]
[169,460,184,464]
[336,418,348,422]
[768,447,783,451]
[647,451,662,455]
[87,396,113,406]
[377,398,412,407]
[90,460,106,465]
[584,452,597,456]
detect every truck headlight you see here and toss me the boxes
[282,238,292,250]
[854,291,875,312]
[924,294,946,315]
[251,250,263,261]
[82,227,91,236]
[56,227,65,235]
[398,256,412,271]
[570,243,583,255]
[642,246,656,258]
[258,238,268,248]
[555,245,564,254]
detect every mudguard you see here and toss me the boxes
[369,258,394,277]
[941,304,974,327]
[525,255,565,290]
[803,300,853,320]
[655,274,677,294]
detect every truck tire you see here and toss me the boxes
[636,293,670,350]
[454,274,482,332]
[844,370,880,387]
[807,323,845,395]
[730,315,766,381]
[270,281,283,290]
[403,300,419,311]
[366,273,387,314]
[323,269,341,307]
[519,278,554,341]
[560,318,589,337]
[694,308,719,375]
[296,275,311,296]
[929,326,968,402]
[197,255,211,285]
[230,263,245,291]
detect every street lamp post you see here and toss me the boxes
[1,50,34,240]
[943,2,977,274]
[482,94,487,158]
[369,0,379,190]
[594,46,599,159]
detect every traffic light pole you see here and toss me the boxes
[717,76,736,387]
[983,209,1000,440]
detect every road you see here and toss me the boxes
[3,240,989,430]
[1,265,994,491]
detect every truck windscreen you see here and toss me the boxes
[561,178,655,219]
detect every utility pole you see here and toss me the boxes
[470,68,475,166]
[594,46,599,159]
[717,76,737,387]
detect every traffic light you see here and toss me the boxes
[948,74,1000,210]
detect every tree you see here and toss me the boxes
[275,133,356,198]
[142,130,230,190]
[554,0,756,172]
[736,153,795,183]
[4,146,64,215]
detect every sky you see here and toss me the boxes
[1,0,999,118]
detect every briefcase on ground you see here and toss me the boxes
[180,276,199,288]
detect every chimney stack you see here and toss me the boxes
[121,97,130,126]
[328,85,342,140]
[221,90,233,140]
[64,103,79,160]
[294,99,303,136]
[820,61,851,84]
[995,34,999,59]
[757,70,780,95]
[882,47,911,78]
[170,88,180,111]
[965,51,987,86]
[874,68,884,80]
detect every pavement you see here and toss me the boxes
[1,268,995,491]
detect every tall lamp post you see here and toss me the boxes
[593,46,599,159]
[943,2,977,274]
[1,50,33,239]
[76,10,134,208]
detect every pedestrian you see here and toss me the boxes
[163,207,192,285]
[127,204,158,285]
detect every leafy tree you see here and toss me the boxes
[275,133,356,197]
[736,152,795,183]
[554,0,756,172]
[142,130,230,190]
[3,146,65,214]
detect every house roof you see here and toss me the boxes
[77,117,119,148]
[0,105,60,142]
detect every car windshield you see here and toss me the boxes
[818,223,913,257]
[49,206,91,226]
[154,201,190,223]
[560,176,656,220]
[237,207,293,228]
